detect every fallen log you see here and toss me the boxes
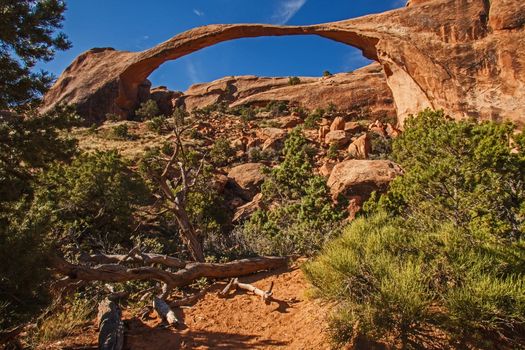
[153,297,178,326]
[82,252,187,269]
[97,298,124,350]
[52,256,287,292]
[220,278,274,302]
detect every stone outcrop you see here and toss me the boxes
[348,133,372,159]
[227,163,266,199]
[327,160,403,200]
[42,0,525,126]
[174,64,395,121]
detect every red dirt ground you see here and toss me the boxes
[42,266,332,350]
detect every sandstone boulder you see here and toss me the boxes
[330,117,345,131]
[348,133,372,159]
[325,130,350,148]
[344,122,364,134]
[277,115,303,129]
[327,160,403,200]
[149,86,180,116]
[233,193,264,223]
[227,163,266,199]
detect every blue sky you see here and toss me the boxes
[40,0,405,91]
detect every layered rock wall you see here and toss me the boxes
[42,0,525,126]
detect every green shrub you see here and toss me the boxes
[209,137,235,166]
[376,109,525,238]
[327,143,339,160]
[327,102,337,114]
[0,106,79,329]
[135,99,160,120]
[147,115,168,134]
[230,105,256,123]
[105,113,121,122]
[110,124,135,140]
[368,132,392,159]
[288,76,301,86]
[323,70,333,77]
[33,150,150,248]
[265,101,289,117]
[304,108,325,129]
[240,129,343,255]
[305,110,525,347]
[248,147,274,162]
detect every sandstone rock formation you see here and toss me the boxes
[227,163,266,199]
[324,130,350,148]
[348,133,371,159]
[42,0,525,126]
[327,160,403,200]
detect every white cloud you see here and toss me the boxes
[186,61,201,85]
[193,8,204,17]
[135,35,150,50]
[271,0,307,25]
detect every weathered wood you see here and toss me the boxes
[237,280,274,302]
[218,278,237,297]
[82,252,187,269]
[153,297,178,326]
[97,298,124,350]
[220,278,274,302]
[53,256,287,292]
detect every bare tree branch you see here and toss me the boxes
[52,256,288,291]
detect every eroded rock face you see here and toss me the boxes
[327,160,403,200]
[175,64,395,121]
[227,163,266,199]
[42,0,525,126]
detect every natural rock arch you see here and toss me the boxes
[42,0,525,126]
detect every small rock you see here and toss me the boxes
[324,130,350,148]
[348,133,371,159]
[330,117,345,131]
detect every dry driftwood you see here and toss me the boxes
[153,297,178,326]
[82,251,187,269]
[97,298,124,350]
[220,278,274,302]
[53,256,287,293]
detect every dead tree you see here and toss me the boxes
[146,114,206,262]
[52,254,287,296]
[97,298,124,350]
[220,278,274,302]
[153,297,178,326]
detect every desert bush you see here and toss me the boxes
[323,70,333,77]
[375,109,525,238]
[248,147,275,162]
[265,101,289,117]
[147,115,168,134]
[305,109,525,348]
[135,99,160,120]
[110,123,135,140]
[31,295,94,344]
[209,137,235,166]
[240,129,343,255]
[327,143,339,160]
[304,108,325,129]
[32,150,150,249]
[105,113,120,122]
[368,132,392,159]
[230,105,256,122]
[288,76,301,85]
[0,106,79,330]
